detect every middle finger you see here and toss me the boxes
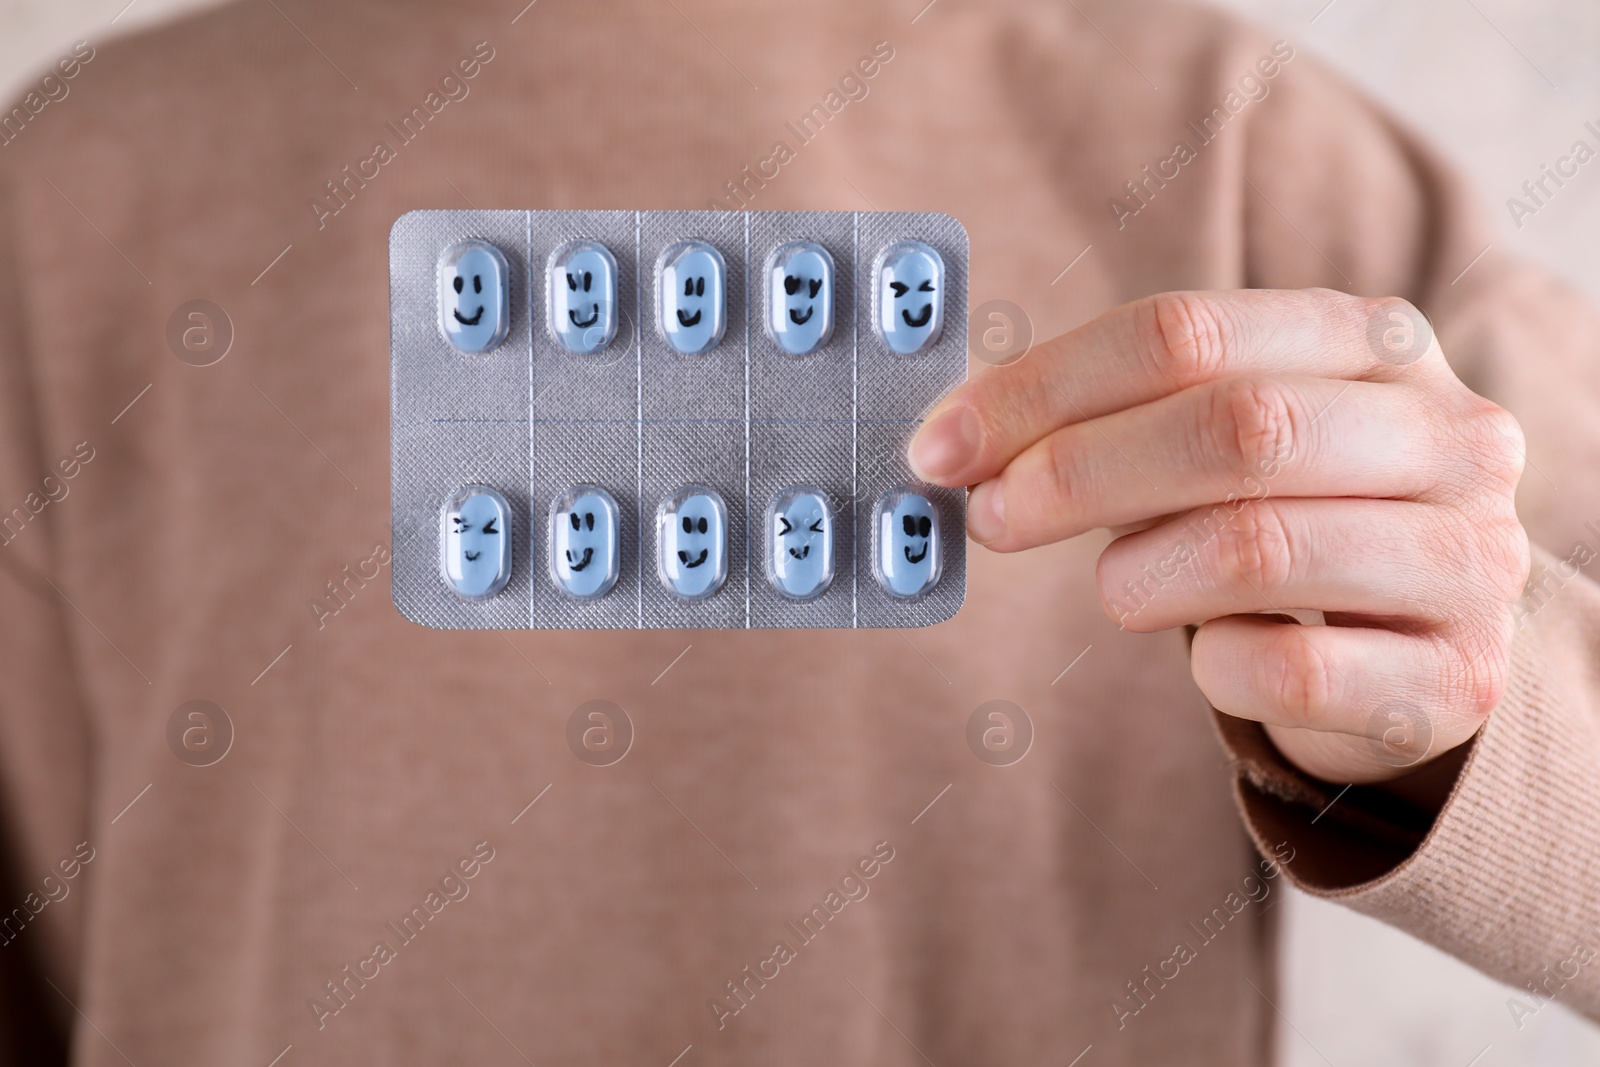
[967,376,1436,551]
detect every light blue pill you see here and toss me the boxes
[658,241,726,355]
[656,487,729,600]
[875,240,944,355]
[766,241,834,356]
[438,241,511,354]
[548,241,619,354]
[550,486,620,600]
[767,487,834,600]
[874,488,941,599]
[441,485,513,601]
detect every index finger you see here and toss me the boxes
[907,288,1440,487]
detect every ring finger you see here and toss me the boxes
[1097,498,1462,632]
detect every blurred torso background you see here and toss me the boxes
[1,1,1599,1065]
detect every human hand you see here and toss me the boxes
[910,289,1530,784]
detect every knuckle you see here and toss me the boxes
[1479,515,1533,602]
[1417,506,1528,605]
[1481,406,1527,485]
[1414,505,1464,566]
[1271,629,1339,729]
[1145,292,1236,387]
[1214,502,1297,595]
[1208,377,1299,478]
[1362,294,1425,330]
[1040,430,1092,516]
[1361,295,1437,368]
[1452,398,1526,490]
[1336,290,1388,328]
[962,401,1010,471]
[1441,635,1511,723]
[1094,547,1147,630]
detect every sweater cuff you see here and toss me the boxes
[1213,556,1600,1016]
[1211,708,1445,889]
[1213,613,1555,893]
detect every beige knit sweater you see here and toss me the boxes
[0,1,1596,1063]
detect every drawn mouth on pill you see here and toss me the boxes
[569,306,600,328]
[454,306,485,326]
[678,548,708,569]
[902,305,932,328]
[903,544,928,564]
[464,550,482,562]
[676,309,703,327]
[788,545,811,560]
[789,307,814,325]
[566,547,594,571]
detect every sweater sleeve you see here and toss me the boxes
[1211,41,1600,1021]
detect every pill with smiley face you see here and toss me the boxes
[549,485,621,600]
[657,241,727,355]
[441,484,513,601]
[548,241,620,355]
[874,240,944,356]
[766,241,835,356]
[438,241,511,354]
[873,488,941,599]
[656,486,729,600]
[766,487,834,600]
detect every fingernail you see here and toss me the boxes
[909,405,980,483]
[967,480,1005,544]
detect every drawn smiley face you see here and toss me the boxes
[440,485,513,601]
[438,241,510,354]
[767,487,834,600]
[548,241,619,355]
[902,513,933,561]
[875,240,944,355]
[656,487,729,600]
[549,485,620,600]
[766,241,835,356]
[658,241,727,355]
[874,488,941,598]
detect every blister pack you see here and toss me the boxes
[390,209,968,630]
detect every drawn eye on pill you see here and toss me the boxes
[548,241,619,355]
[776,512,825,557]
[452,512,501,562]
[766,487,834,600]
[549,485,620,600]
[766,241,834,356]
[565,270,598,328]
[874,488,941,598]
[441,485,512,601]
[451,273,485,325]
[438,241,510,354]
[874,240,944,355]
[656,486,728,599]
[656,241,726,355]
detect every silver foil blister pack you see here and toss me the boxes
[390,209,968,630]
